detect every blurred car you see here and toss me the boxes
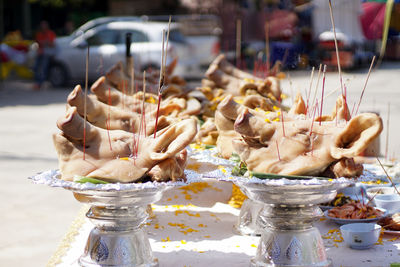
[68,16,141,37]
[48,20,200,86]
[143,14,222,69]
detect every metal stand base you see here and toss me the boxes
[235,180,350,267]
[79,225,158,267]
[72,188,165,267]
[250,217,331,267]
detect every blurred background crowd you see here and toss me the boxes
[1,0,400,88]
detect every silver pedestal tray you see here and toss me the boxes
[30,170,200,267]
[235,178,351,267]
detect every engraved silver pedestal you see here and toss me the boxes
[29,170,193,267]
[73,188,164,267]
[235,180,351,267]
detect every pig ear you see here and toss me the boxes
[149,119,197,161]
[330,113,383,159]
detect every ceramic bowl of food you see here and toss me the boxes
[340,223,381,249]
[374,194,400,214]
[366,187,397,200]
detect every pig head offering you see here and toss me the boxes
[53,106,197,183]
[233,108,383,177]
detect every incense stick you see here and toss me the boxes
[154,25,168,138]
[276,141,281,161]
[280,110,285,137]
[136,71,147,155]
[265,20,270,75]
[309,100,318,136]
[287,73,294,106]
[343,84,349,121]
[130,59,135,96]
[163,16,172,76]
[376,157,400,195]
[122,80,126,110]
[335,101,338,126]
[350,101,356,119]
[385,102,390,160]
[142,71,147,136]
[236,19,242,68]
[355,56,376,116]
[83,46,89,160]
[107,87,112,151]
[319,65,327,125]
[305,66,315,115]
[310,64,322,118]
[99,55,104,75]
[328,0,344,97]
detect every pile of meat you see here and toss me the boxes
[53,60,199,183]
[196,55,383,178]
[54,52,384,183]
[328,203,384,219]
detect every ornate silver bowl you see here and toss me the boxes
[30,170,200,267]
[235,178,351,267]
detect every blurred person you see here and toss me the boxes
[33,21,56,90]
[62,20,75,36]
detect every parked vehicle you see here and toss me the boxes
[47,20,200,86]
[144,15,222,69]
[68,16,141,38]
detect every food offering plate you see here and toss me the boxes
[30,169,201,267]
[323,209,386,225]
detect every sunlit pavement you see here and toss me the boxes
[0,61,399,266]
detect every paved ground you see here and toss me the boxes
[0,61,399,266]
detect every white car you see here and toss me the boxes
[48,21,200,86]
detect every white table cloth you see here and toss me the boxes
[48,180,400,267]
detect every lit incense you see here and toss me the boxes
[154,29,166,138]
[83,46,89,160]
[319,65,327,125]
[276,141,281,161]
[106,87,112,151]
[305,66,315,115]
[328,0,344,97]
[355,56,376,116]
